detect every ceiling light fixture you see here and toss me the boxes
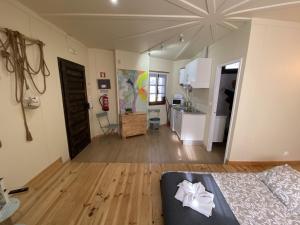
[110,0,118,5]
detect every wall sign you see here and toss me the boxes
[97,79,111,89]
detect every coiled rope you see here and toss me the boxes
[0,28,50,141]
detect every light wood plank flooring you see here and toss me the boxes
[11,161,300,225]
[75,126,225,164]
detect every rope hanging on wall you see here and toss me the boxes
[0,28,50,141]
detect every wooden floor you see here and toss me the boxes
[11,161,300,225]
[75,126,225,164]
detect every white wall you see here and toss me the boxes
[0,0,88,188]
[149,57,173,73]
[115,50,149,72]
[168,60,189,100]
[88,52,173,129]
[149,57,173,125]
[87,49,118,137]
[204,23,252,150]
[229,18,300,161]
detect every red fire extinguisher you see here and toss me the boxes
[99,94,109,111]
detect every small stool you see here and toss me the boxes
[0,198,24,225]
[148,109,160,130]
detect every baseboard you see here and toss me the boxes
[26,157,64,186]
[227,160,300,166]
[92,134,104,140]
[182,140,204,146]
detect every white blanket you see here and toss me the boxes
[175,180,215,217]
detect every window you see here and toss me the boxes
[225,62,240,70]
[222,62,240,74]
[149,72,167,105]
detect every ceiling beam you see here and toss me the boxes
[225,17,252,21]
[216,22,239,33]
[116,20,201,41]
[175,40,191,60]
[175,25,205,59]
[206,0,216,14]
[221,0,251,14]
[215,0,228,13]
[141,35,174,54]
[222,21,239,30]
[225,1,300,16]
[166,0,208,17]
[210,24,217,41]
[140,22,203,53]
[42,13,202,21]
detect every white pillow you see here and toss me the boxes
[258,165,300,216]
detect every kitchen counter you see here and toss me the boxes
[171,105,206,115]
[170,106,207,145]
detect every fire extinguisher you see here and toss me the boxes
[99,94,109,111]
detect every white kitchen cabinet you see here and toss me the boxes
[213,116,227,142]
[173,109,206,144]
[185,58,212,88]
[174,109,182,137]
[181,113,206,142]
[170,108,175,131]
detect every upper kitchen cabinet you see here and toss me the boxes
[185,58,212,88]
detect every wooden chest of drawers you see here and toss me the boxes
[120,112,147,139]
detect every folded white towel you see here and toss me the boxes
[175,180,215,218]
[175,180,206,201]
[183,193,215,217]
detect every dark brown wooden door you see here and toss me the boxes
[58,58,91,159]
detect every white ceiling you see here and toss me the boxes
[19,0,300,60]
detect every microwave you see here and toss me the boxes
[172,99,182,105]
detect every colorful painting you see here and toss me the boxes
[117,69,148,113]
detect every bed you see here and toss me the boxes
[161,166,300,225]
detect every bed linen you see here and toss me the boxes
[257,165,300,216]
[213,172,300,225]
[161,172,300,225]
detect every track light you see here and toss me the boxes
[179,34,184,43]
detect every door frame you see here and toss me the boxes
[58,57,91,159]
[207,58,243,163]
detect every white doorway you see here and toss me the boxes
[207,59,243,162]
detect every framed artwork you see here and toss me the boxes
[117,69,148,113]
